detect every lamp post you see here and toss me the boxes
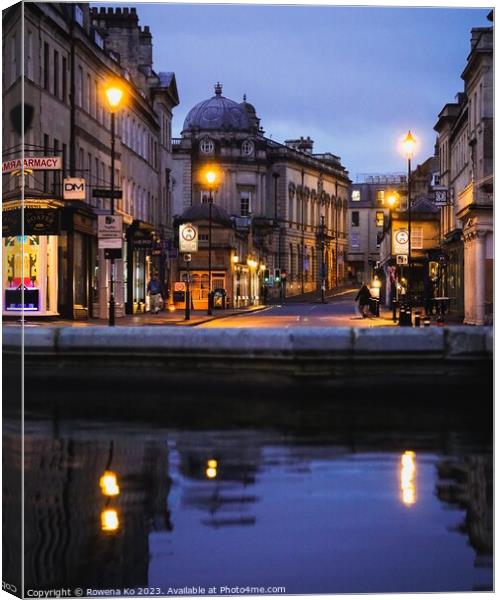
[319,215,326,304]
[203,167,219,315]
[272,171,283,302]
[402,131,416,322]
[387,192,399,321]
[104,84,125,327]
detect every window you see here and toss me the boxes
[350,232,360,249]
[375,211,384,227]
[200,137,214,154]
[74,4,84,26]
[411,227,423,250]
[241,140,254,156]
[53,51,59,98]
[351,190,361,202]
[76,66,83,106]
[376,190,385,204]
[44,42,50,90]
[351,211,359,227]
[86,74,91,113]
[240,191,251,216]
[62,57,67,103]
[11,33,17,85]
[26,31,33,81]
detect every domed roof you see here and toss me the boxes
[177,203,233,227]
[183,83,250,133]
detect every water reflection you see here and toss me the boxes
[400,450,416,506]
[3,412,492,594]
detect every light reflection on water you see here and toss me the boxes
[4,418,492,595]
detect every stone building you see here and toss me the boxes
[434,12,493,325]
[347,174,407,285]
[171,84,350,307]
[2,3,178,319]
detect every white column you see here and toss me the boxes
[474,232,486,325]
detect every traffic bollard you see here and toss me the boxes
[423,316,431,327]
[392,299,398,322]
[414,311,421,327]
[437,315,444,327]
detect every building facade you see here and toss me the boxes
[347,175,407,285]
[2,3,178,319]
[171,84,351,306]
[434,13,493,325]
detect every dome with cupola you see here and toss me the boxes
[182,83,251,133]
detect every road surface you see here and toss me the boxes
[200,289,394,328]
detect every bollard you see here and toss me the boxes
[399,306,406,327]
[423,316,431,327]
[437,315,444,327]
[414,311,421,327]
[392,299,398,322]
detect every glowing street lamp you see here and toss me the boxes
[401,131,417,324]
[104,82,126,327]
[202,166,220,315]
[99,470,120,497]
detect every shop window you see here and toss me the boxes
[376,211,384,227]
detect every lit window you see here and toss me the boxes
[411,227,423,250]
[376,190,385,204]
[376,211,384,227]
[351,190,361,202]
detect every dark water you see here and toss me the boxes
[3,392,493,596]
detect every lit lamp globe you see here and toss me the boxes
[402,130,417,159]
[105,85,124,112]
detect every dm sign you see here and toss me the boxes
[63,177,86,200]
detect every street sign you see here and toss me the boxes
[434,189,448,206]
[393,229,409,255]
[98,215,123,238]
[63,177,86,200]
[174,282,186,292]
[93,188,122,199]
[99,237,122,249]
[179,223,198,252]
[104,248,122,260]
[397,254,408,265]
[184,253,192,262]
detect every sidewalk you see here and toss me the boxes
[3,304,270,328]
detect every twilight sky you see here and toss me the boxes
[123,2,491,178]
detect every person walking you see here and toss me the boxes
[147,273,163,314]
[355,283,372,319]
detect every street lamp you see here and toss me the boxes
[104,83,125,326]
[402,130,416,322]
[202,166,220,315]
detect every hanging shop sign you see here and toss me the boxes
[2,156,62,174]
[393,229,409,255]
[63,177,86,200]
[98,215,122,250]
[396,254,408,265]
[179,223,198,253]
[2,208,60,237]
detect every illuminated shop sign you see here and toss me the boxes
[2,156,62,174]
[2,209,60,237]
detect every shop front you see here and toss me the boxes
[2,200,98,319]
[125,220,156,314]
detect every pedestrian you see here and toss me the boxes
[423,278,434,317]
[355,282,372,318]
[147,273,163,314]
